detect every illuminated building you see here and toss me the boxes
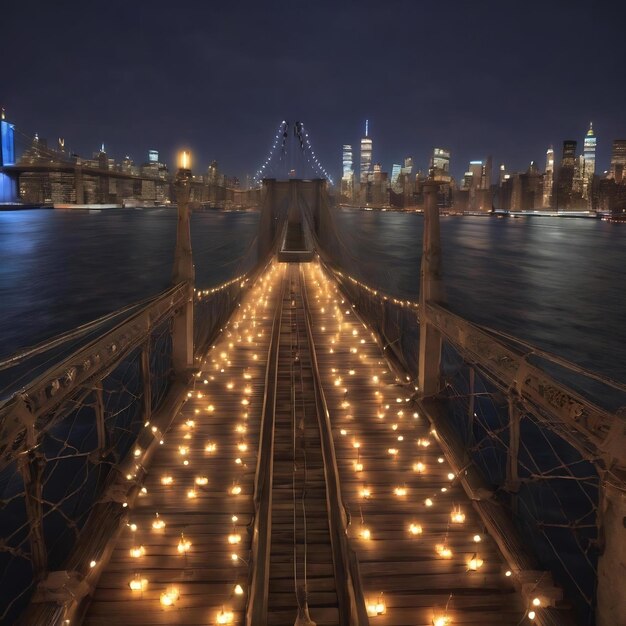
[610,139,626,183]
[359,120,372,185]
[582,122,596,199]
[0,111,16,202]
[390,164,402,191]
[469,161,483,187]
[430,148,451,181]
[341,144,354,201]
[498,164,507,186]
[561,140,577,167]
[342,144,353,178]
[481,156,492,189]
[542,146,554,208]
[556,140,576,209]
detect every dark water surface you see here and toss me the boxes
[0,208,259,360]
[1,207,624,383]
[333,209,626,383]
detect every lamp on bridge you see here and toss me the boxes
[178,149,192,172]
[175,149,193,202]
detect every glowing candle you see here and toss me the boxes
[451,507,465,524]
[375,594,386,615]
[435,544,453,558]
[129,545,145,558]
[195,476,208,486]
[409,523,423,536]
[161,475,173,485]
[177,534,191,554]
[467,553,484,571]
[129,574,148,591]
[217,609,234,624]
[152,513,165,530]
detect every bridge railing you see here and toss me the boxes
[427,302,626,624]
[0,165,265,624]
[0,282,184,624]
[0,264,263,624]
[315,182,626,626]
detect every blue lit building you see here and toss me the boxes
[0,112,17,202]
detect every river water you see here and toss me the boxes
[1,207,624,383]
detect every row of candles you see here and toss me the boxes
[304,262,542,624]
[119,263,283,624]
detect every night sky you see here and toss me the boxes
[4,0,626,182]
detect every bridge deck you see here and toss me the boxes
[84,264,284,625]
[84,260,525,626]
[303,262,525,625]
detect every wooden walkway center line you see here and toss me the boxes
[264,263,342,625]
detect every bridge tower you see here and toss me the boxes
[171,151,195,374]
[418,180,445,397]
[0,110,18,203]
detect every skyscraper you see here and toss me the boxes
[582,123,596,199]
[543,146,554,208]
[610,139,626,183]
[561,140,577,167]
[0,112,16,203]
[469,161,483,186]
[360,120,372,184]
[498,164,507,186]
[481,156,492,189]
[391,164,402,191]
[430,148,450,181]
[342,145,353,178]
[341,144,354,200]
[556,140,577,209]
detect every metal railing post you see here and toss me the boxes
[597,480,626,626]
[19,450,48,578]
[140,340,152,423]
[505,395,521,502]
[418,180,445,397]
[171,158,195,374]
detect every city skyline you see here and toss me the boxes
[3,1,625,182]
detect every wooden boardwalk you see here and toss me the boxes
[84,264,285,625]
[266,264,340,625]
[303,262,526,625]
[84,260,526,626]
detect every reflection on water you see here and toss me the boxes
[0,208,259,360]
[333,210,626,382]
[1,208,625,383]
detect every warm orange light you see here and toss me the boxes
[179,150,191,170]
